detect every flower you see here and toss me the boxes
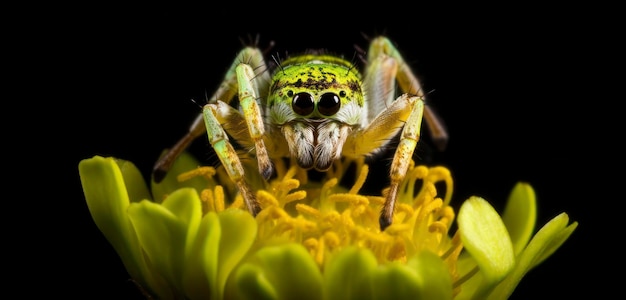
[79,152,577,299]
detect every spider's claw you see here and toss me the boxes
[237,180,262,216]
[379,183,399,231]
[379,215,392,232]
[255,139,273,180]
[259,161,274,181]
[152,167,167,183]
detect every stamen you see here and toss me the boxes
[348,164,369,194]
[295,203,320,218]
[177,166,216,182]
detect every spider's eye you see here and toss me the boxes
[318,93,341,116]
[292,92,315,116]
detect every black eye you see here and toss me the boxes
[292,92,315,116]
[318,93,341,116]
[339,90,346,97]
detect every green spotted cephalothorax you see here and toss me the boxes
[153,36,448,230]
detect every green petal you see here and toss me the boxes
[405,251,454,300]
[115,158,152,203]
[235,243,323,300]
[151,151,211,203]
[369,263,422,300]
[324,246,378,300]
[127,187,201,296]
[368,252,452,300]
[217,209,258,299]
[183,212,221,300]
[78,156,173,298]
[501,182,536,256]
[487,213,578,299]
[235,264,278,300]
[458,197,514,298]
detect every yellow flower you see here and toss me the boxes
[79,152,577,299]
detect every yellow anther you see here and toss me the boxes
[295,203,320,218]
[228,195,244,210]
[428,221,448,234]
[323,231,340,248]
[321,178,338,196]
[283,190,307,204]
[257,190,279,207]
[417,198,443,223]
[385,223,411,235]
[387,239,407,262]
[201,189,215,212]
[303,237,318,249]
[348,164,369,194]
[177,166,216,182]
[213,186,225,212]
[279,178,300,193]
[397,203,414,215]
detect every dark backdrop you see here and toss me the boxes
[41,4,613,299]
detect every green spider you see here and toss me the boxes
[153,36,448,230]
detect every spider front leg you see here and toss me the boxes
[202,100,262,216]
[201,62,273,216]
[367,36,449,151]
[379,97,424,230]
[152,46,269,183]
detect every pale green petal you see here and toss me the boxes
[78,156,173,298]
[235,243,323,300]
[502,182,536,255]
[487,213,578,299]
[405,251,454,300]
[151,151,211,203]
[324,246,378,300]
[217,209,258,299]
[369,263,422,300]
[235,264,278,300]
[531,213,578,266]
[458,196,514,299]
[183,212,221,300]
[79,156,142,272]
[127,188,201,297]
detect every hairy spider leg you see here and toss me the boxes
[152,47,268,183]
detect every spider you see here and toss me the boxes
[152,35,448,231]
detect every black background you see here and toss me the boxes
[35,4,615,299]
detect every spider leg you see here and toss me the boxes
[379,97,424,230]
[152,47,268,182]
[367,36,448,151]
[236,63,273,180]
[343,93,424,231]
[203,102,261,216]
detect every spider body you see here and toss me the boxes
[153,36,448,230]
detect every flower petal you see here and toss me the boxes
[405,251,454,300]
[183,211,221,299]
[234,243,323,300]
[369,263,423,300]
[234,264,278,300]
[487,212,578,299]
[79,156,173,298]
[324,246,378,300]
[127,187,201,296]
[501,182,536,255]
[217,209,258,298]
[458,196,514,298]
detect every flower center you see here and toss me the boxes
[178,157,463,286]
